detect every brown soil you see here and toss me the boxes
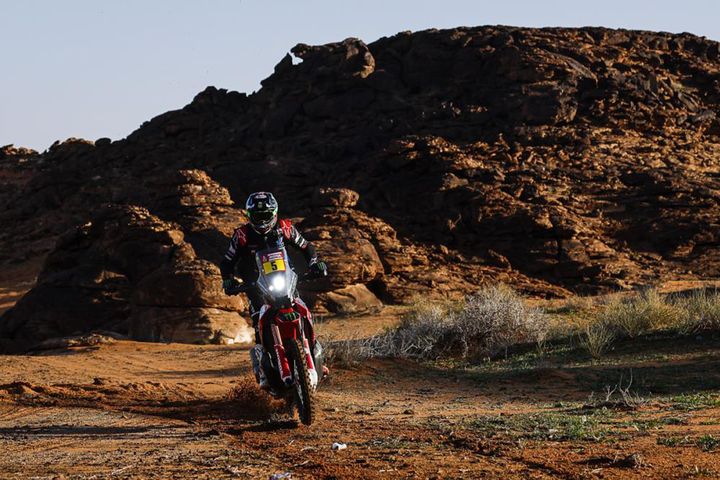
[2,323,720,479]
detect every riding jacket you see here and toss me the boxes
[220,219,318,283]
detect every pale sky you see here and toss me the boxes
[2,0,719,150]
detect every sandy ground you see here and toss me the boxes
[2,270,720,479]
[1,327,720,479]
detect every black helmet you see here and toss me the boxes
[246,192,278,234]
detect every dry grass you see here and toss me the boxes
[327,285,546,365]
[579,288,720,357]
[596,289,682,339]
[595,372,648,409]
[581,321,616,359]
[327,287,720,365]
[576,289,680,358]
[673,289,720,333]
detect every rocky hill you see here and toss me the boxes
[2,26,720,349]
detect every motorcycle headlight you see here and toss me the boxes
[269,275,286,292]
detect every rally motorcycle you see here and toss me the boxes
[227,247,327,426]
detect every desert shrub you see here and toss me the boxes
[595,289,681,339]
[327,287,720,364]
[453,285,547,360]
[327,285,547,364]
[323,335,382,366]
[323,297,451,365]
[581,320,616,359]
[580,289,680,357]
[672,289,720,333]
[578,288,720,358]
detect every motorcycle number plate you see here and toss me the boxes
[262,254,285,275]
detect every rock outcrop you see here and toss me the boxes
[2,26,720,345]
[0,205,252,352]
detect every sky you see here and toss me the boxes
[2,0,719,150]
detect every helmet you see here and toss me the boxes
[245,192,278,234]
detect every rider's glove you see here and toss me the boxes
[222,278,239,294]
[309,260,328,277]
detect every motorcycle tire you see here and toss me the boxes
[287,339,317,426]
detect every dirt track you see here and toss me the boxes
[2,327,720,480]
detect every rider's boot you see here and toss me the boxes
[249,312,270,390]
[250,343,269,390]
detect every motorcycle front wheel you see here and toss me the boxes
[287,339,317,426]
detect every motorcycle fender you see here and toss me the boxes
[275,317,299,340]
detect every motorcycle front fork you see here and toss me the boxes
[270,324,318,389]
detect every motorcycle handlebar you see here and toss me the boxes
[225,271,328,296]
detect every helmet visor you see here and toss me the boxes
[249,210,276,225]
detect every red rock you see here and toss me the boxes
[3,26,720,347]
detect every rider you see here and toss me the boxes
[220,192,328,389]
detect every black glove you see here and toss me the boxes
[309,260,328,277]
[222,277,240,294]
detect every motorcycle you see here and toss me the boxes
[227,246,327,426]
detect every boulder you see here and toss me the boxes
[0,205,251,351]
[311,187,360,208]
[129,307,252,344]
[319,284,383,315]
